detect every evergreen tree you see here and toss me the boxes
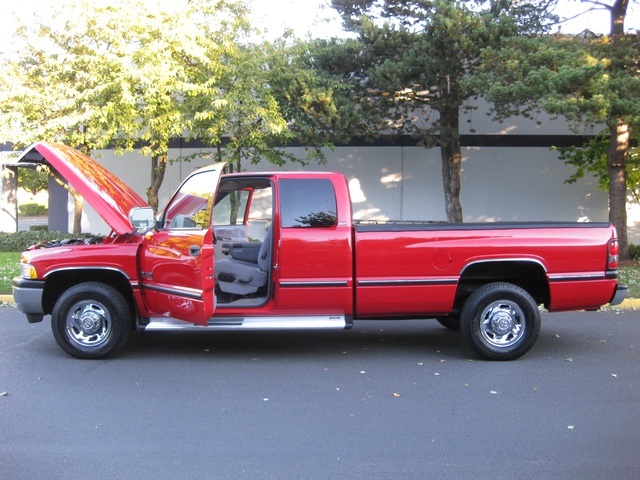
[329,0,557,222]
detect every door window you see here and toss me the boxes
[163,171,216,230]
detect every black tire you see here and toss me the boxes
[460,282,541,361]
[51,282,131,359]
[436,316,460,331]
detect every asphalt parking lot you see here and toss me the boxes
[1,305,639,480]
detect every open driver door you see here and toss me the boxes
[138,163,225,325]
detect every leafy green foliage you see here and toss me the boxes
[476,29,640,137]
[16,168,49,196]
[301,38,378,143]
[555,128,640,200]
[182,35,349,173]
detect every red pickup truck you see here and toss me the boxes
[11,142,627,360]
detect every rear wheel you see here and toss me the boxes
[51,282,131,359]
[460,282,540,361]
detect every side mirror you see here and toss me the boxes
[129,207,156,233]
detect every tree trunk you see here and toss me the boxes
[1,168,18,231]
[607,120,629,259]
[72,192,83,236]
[605,0,630,259]
[610,0,628,35]
[147,153,167,212]
[439,95,463,223]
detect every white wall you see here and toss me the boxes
[70,143,628,241]
[2,100,636,243]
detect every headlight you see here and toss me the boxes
[20,262,37,279]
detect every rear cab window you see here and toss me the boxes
[278,178,337,228]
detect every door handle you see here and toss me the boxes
[189,245,201,256]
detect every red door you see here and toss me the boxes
[139,163,225,325]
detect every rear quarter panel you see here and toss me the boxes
[354,223,617,316]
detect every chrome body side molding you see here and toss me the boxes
[143,315,350,331]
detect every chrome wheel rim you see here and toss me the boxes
[65,301,112,348]
[479,300,525,348]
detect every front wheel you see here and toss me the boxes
[460,282,541,361]
[51,282,131,359]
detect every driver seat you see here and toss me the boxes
[215,230,272,295]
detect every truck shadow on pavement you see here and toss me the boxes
[124,319,471,361]
[122,314,620,362]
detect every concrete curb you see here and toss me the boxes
[1,294,638,309]
[611,298,640,310]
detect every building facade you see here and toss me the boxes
[2,106,639,244]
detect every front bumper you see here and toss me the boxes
[609,283,628,306]
[12,277,45,323]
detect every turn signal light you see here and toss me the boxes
[20,262,38,279]
[607,239,619,270]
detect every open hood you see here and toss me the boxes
[12,142,149,235]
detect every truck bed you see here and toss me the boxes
[353,220,618,316]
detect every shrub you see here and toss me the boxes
[629,243,640,261]
[18,203,48,216]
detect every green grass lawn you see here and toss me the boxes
[618,264,640,299]
[0,251,638,298]
[0,252,20,295]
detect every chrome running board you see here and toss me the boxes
[144,315,350,332]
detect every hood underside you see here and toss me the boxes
[11,142,149,235]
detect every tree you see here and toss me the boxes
[126,0,255,209]
[1,0,345,223]
[185,39,295,173]
[478,0,639,258]
[0,0,254,215]
[183,34,351,176]
[556,1,636,259]
[329,0,557,222]
[17,169,49,197]
[301,37,386,145]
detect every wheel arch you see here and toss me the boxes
[42,268,136,321]
[453,259,550,312]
